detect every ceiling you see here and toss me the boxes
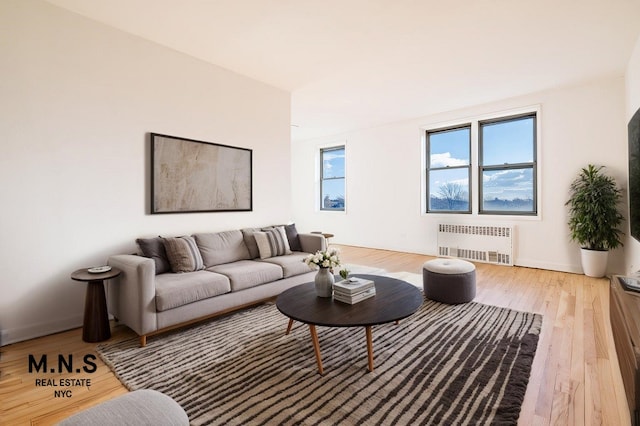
[45,0,640,141]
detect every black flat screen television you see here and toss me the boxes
[629,107,640,242]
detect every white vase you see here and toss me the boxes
[314,267,334,297]
[580,248,609,278]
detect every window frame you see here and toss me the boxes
[422,106,540,218]
[478,112,537,216]
[319,145,346,212]
[425,124,472,214]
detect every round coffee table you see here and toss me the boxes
[276,274,422,374]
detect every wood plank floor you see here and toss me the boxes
[0,245,630,425]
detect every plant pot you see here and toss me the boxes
[580,248,609,278]
[314,267,335,297]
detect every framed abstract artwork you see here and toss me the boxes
[150,133,252,214]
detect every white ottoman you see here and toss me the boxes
[422,258,476,304]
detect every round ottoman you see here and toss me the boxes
[422,258,476,304]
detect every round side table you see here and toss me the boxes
[311,231,335,244]
[71,267,121,342]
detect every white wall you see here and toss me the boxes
[624,35,640,273]
[0,0,291,345]
[292,76,628,274]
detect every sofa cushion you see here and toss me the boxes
[155,271,231,311]
[194,230,251,267]
[209,260,283,292]
[260,252,314,278]
[136,237,170,275]
[162,236,205,273]
[254,226,292,259]
[284,223,302,252]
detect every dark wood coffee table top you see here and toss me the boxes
[276,274,422,374]
[276,274,423,327]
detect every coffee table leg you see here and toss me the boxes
[365,326,374,372]
[285,318,294,335]
[308,325,324,375]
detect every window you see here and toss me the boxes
[320,146,345,211]
[424,110,538,216]
[426,126,471,213]
[479,114,536,215]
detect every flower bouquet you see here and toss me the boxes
[303,248,341,297]
[303,247,341,270]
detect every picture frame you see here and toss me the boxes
[150,133,252,214]
[628,108,640,241]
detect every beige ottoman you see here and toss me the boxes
[423,258,476,304]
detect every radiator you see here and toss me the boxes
[437,223,514,266]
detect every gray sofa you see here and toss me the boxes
[107,225,325,346]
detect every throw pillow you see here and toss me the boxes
[240,227,261,259]
[254,226,292,259]
[162,236,205,273]
[284,223,302,252]
[136,237,171,275]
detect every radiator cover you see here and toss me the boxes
[437,223,514,266]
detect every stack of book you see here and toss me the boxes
[333,277,376,304]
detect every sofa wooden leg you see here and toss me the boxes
[140,335,147,347]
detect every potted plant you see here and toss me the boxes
[566,164,624,277]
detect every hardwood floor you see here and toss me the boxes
[0,245,630,425]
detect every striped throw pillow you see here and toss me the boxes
[162,236,205,273]
[254,226,292,259]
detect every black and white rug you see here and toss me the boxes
[97,297,542,425]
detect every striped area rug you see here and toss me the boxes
[97,300,541,425]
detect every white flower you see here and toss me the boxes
[302,249,341,269]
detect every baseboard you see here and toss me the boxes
[515,258,582,274]
[1,315,83,347]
